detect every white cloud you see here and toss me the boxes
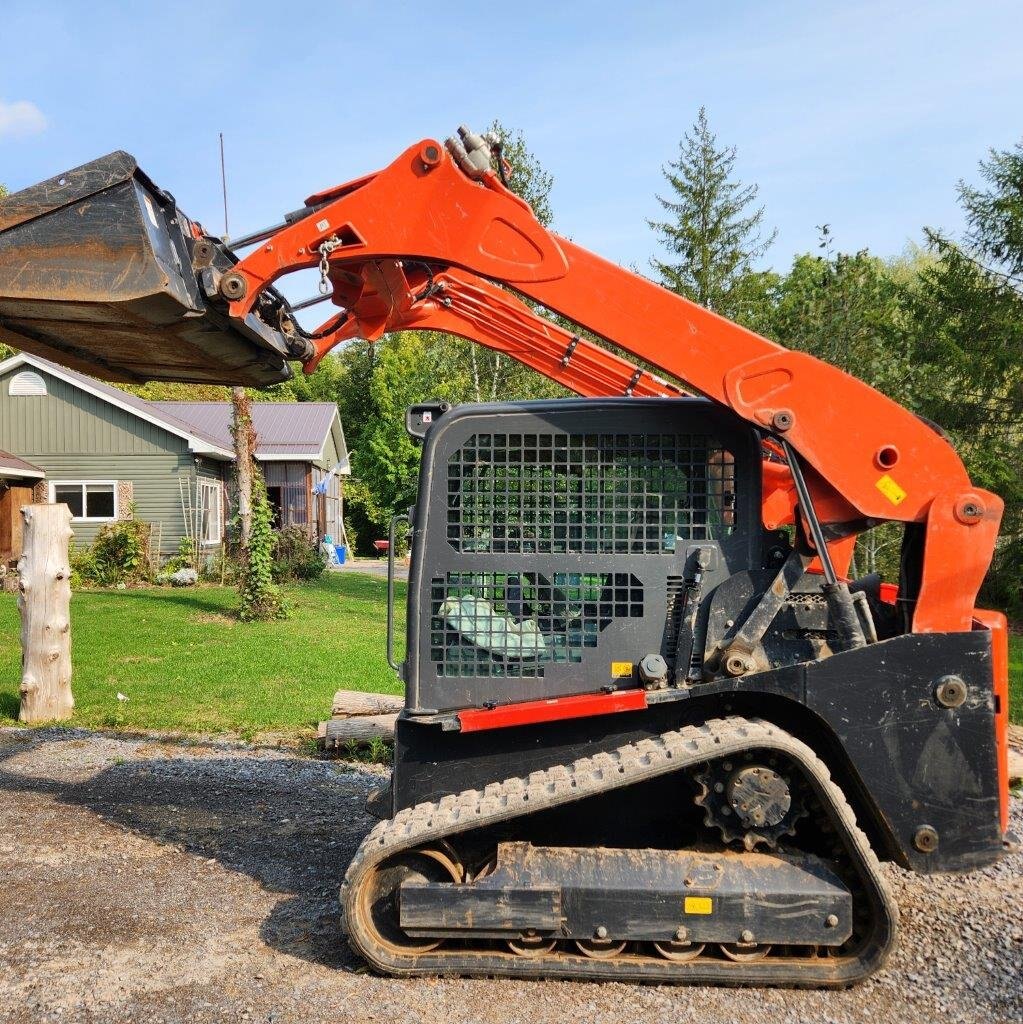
[0,99,48,139]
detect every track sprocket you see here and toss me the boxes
[693,752,807,851]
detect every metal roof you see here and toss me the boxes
[0,449,44,479]
[151,402,343,460]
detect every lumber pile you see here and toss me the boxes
[318,689,403,752]
[1009,724,1023,784]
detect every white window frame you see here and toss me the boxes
[49,480,118,522]
[197,479,223,546]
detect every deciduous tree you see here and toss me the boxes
[909,140,1023,608]
[446,120,565,403]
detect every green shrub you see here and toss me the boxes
[272,525,326,582]
[90,520,152,586]
[164,537,197,574]
[70,544,101,588]
[343,479,388,557]
[202,544,242,585]
[238,473,287,621]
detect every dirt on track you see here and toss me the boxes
[0,727,1020,1024]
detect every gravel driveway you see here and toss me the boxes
[1,727,1019,1024]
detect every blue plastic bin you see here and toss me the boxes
[335,545,347,565]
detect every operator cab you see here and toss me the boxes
[403,398,770,714]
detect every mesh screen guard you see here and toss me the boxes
[447,431,736,556]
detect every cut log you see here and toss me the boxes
[318,714,398,748]
[331,689,404,718]
[18,503,74,723]
[1009,725,1023,784]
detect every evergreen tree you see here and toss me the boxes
[649,108,775,320]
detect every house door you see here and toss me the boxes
[0,485,33,564]
[266,486,284,530]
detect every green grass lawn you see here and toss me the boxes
[0,573,404,736]
[1,573,1020,736]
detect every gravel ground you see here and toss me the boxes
[1,727,1019,1024]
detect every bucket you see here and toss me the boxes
[0,151,299,387]
[335,545,347,565]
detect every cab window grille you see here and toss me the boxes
[447,432,735,555]
[430,572,643,678]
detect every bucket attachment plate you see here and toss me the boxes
[0,152,298,388]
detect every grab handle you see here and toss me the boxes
[386,513,409,672]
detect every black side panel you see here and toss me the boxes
[393,630,1001,875]
[803,629,1001,873]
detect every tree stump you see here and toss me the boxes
[1009,724,1023,784]
[18,504,74,723]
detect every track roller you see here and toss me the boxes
[652,940,706,962]
[508,935,558,957]
[720,942,772,962]
[575,938,628,959]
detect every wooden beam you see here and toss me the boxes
[1009,724,1023,784]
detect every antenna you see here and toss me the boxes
[219,132,229,239]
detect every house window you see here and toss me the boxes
[9,370,47,397]
[198,479,222,546]
[50,481,117,521]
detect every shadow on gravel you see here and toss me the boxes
[0,731,376,970]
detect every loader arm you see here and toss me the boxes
[306,260,848,568]
[220,134,1001,633]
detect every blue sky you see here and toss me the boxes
[2,0,1022,283]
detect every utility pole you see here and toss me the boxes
[220,132,253,551]
[219,132,229,239]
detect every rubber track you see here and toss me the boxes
[341,716,898,985]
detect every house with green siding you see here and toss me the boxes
[0,352,349,564]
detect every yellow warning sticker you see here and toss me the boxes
[611,661,633,679]
[684,896,714,915]
[875,474,907,506]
